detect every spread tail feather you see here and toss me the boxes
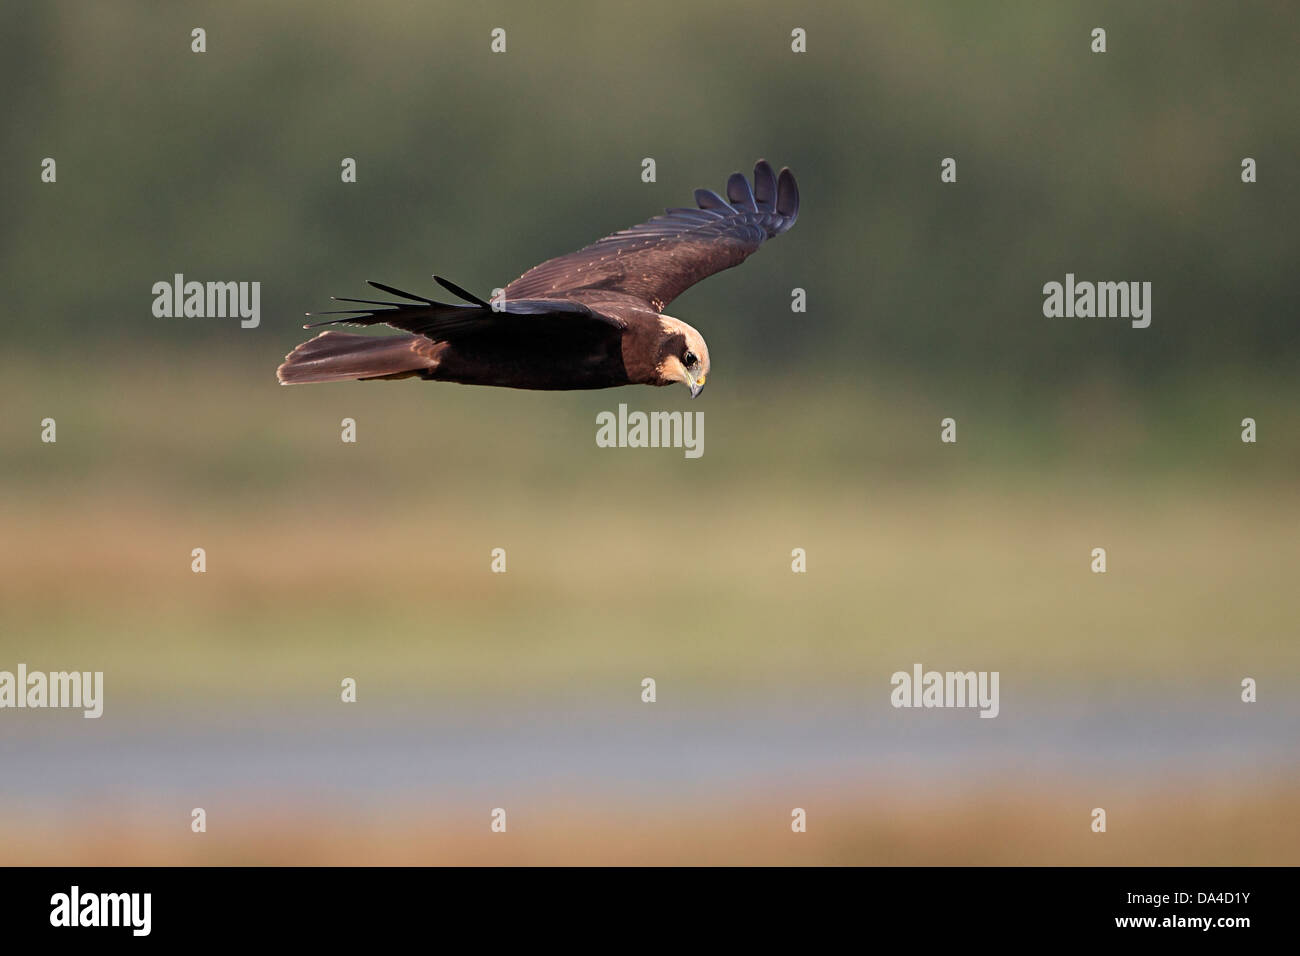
[276,331,435,385]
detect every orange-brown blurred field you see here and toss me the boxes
[6,783,1297,866]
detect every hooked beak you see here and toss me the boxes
[689,374,706,399]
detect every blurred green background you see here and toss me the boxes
[0,0,1296,864]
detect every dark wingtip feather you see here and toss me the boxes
[694,188,734,213]
[331,296,403,306]
[433,275,489,308]
[776,167,799,222]
[752,160,777,210]
[366,280,433,304]
[726,172,758,212]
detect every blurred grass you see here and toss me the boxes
[2,352,1295,703]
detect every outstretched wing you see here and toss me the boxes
[502,159,799,312]
[303,274,625,341]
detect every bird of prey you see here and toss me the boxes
[276,159,799,398]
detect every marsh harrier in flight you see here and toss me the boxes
[277,160,799,397]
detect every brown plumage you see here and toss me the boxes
[276,160,800,398]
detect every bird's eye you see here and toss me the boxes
[683,350,697,367]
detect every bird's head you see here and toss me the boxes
[654,316,711,398]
